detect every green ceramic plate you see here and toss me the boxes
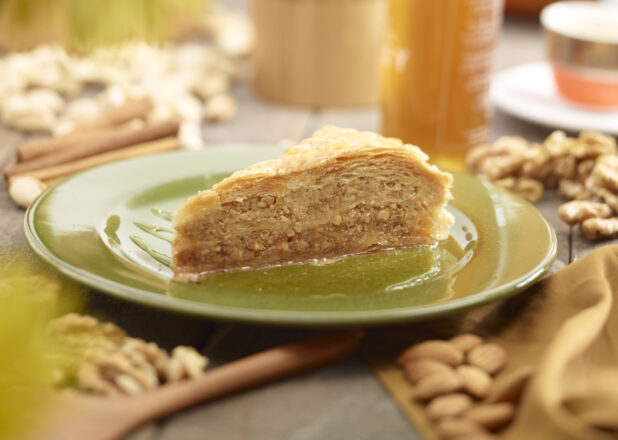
[25,146,557,326]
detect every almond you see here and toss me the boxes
[403,358,453,384]
[427,393,472,420]
[450,333,484,353]
[413,370,464,401]
[467,343,507,375]
[435,418,488,439]
[398,340,464,367]
[464,402,515,431]
[486,365,535,404]
[456,365,492,399]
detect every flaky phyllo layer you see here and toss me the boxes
[172,126,454,281]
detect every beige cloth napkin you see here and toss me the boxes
[365,245,618,439]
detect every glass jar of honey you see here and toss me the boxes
[380,0,503,170]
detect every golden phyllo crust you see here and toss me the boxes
[172,126,454,281]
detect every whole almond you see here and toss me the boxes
[464,402,515,431]
[450,333,484,353]
[403,358,453,384]
[486,365,535,404]
[436,418,488,439]
[398,340,464,367]
[467,343,507,375]
[413,370,464,401]
[456,365,492,399]
[427,393,472,420]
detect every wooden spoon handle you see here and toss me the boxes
[120,330,363,436]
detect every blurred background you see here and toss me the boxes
[3,0,610,173]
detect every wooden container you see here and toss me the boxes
[251,0,385,107]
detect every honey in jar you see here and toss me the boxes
[380,0,503,170]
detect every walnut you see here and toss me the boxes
[164,346,209,382]
[544,130,576,157]
[551,155,578,181]
[519,145,549,180]
[77,363,124,396]
[114,374,147,396]
[493,177,543,202]
[583,174,603,195]
[557,179,590,201]
[576,159,597,182]
[465,143,493,172]
[119,338,170,379]
[492,135,530,154]
[592,155,618,192]
[574,131,617,159]
[465,136,529,175]
[78,349,160,396]
[558,201,613,225]
[580,217,618,240]
[478,155,527,181]
[595,187,618,213]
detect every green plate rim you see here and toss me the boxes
[24,148,557,327]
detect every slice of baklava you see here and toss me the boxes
[172,126,454,281]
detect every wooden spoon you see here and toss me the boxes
[33,330,362,440]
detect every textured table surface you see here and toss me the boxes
[0,6,616,440]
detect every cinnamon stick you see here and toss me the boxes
[18,98,153,161]
[11,137,179,185]
[4,119,179,178]
[19,124,133,162]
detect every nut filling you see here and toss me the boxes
[172,126,453,281]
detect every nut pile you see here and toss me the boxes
[0,7,254,146]
[47,313,209,396]
[398,334,534,439]
[466,130,618,239]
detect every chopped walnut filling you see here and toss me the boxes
[174,156,452,279]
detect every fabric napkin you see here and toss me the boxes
[365,245,618,440]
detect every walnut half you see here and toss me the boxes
[493,177,543,203]
[581,217,618,240]
[558,201,613,226]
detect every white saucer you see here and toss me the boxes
[491,61,618,135]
